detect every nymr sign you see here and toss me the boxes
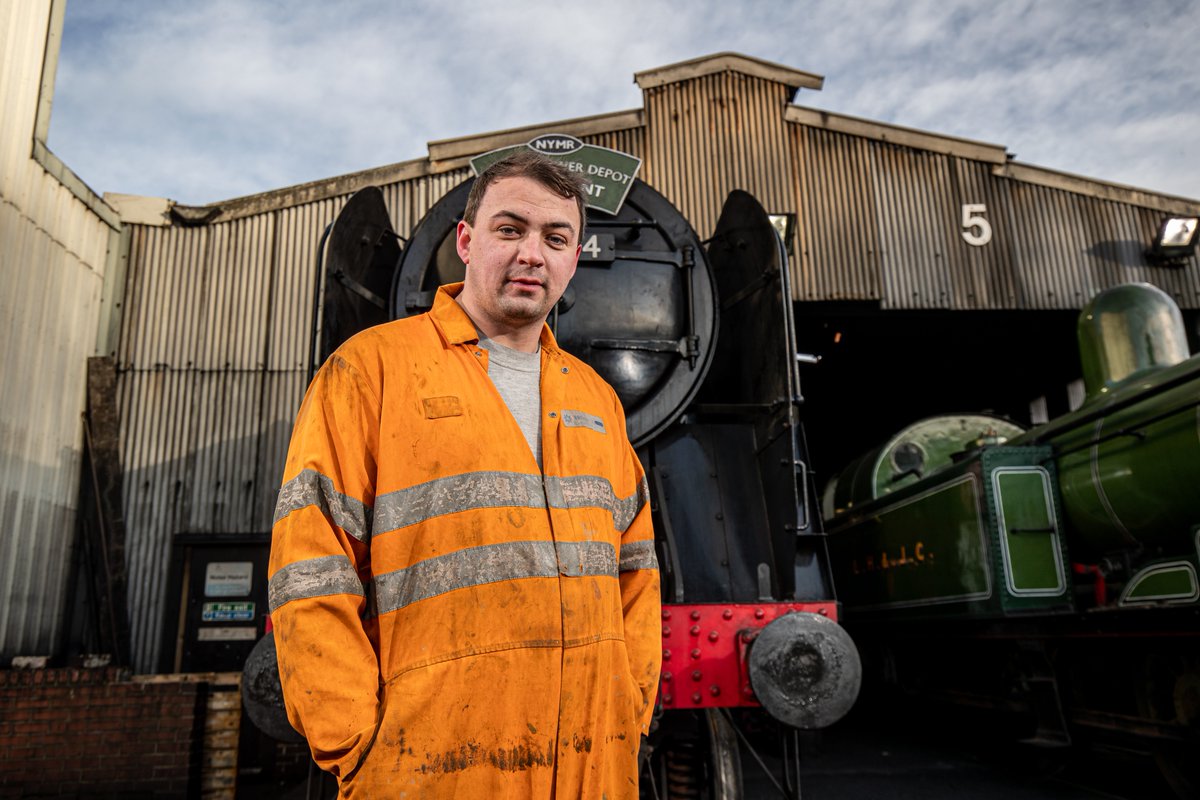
[470,134,642,216]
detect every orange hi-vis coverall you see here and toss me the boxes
[269,283,661,798]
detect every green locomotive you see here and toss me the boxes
[823,282,1199,796]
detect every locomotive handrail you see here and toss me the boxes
[682,246,698,369]
[1047,397,1200,460]
[720,266,778,312]
[583,219,661,229]
[307,221,335,384]
[651,466,686,604]
[610,249,683,267]
[331,268,386,309]
[590,337,698,359]
[1022,358,1200,446]
[792,458,810,533]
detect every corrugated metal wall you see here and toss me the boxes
[582,127,645,165]
[1002,179,1200,309]
[790,123,1200,309]
[642,71,793,238]
[0,0,117,659]
[791,127,881,301]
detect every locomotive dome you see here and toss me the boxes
[1078,282,1191,402]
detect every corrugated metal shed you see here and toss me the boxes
[638,53,819,238]
[0,0,119,660]
[106,52,1200,672]
[787,106,1200,309]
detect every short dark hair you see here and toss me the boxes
[463,150,588,239]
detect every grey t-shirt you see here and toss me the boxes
[478,336,542,468]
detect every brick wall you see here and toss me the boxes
[0,668,237,798]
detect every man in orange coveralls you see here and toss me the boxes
[269,150,661,798]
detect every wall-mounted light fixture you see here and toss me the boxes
[1147,215,1200,265]
[768,213,796,254]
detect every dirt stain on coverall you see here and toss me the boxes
[419,738,554,774]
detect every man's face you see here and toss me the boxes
[455,176,582,336]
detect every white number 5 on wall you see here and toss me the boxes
[961,203,993,246]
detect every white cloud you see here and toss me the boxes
[48,0,1200,204]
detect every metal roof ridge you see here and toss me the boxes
[788,104,1200,210]
[167,156,434,223]
[634,52,824,96]
[995,161,1200,213]
[786,105,1009,164]
[426,108,644,162]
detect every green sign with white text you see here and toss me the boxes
[469,134,641,215]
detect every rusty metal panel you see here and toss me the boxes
[120,225,208,368]
[269,197,343,372]
[583,127,644,162]
[642,72,794,238]
[381,168,470,238]
[120,368,192,670]
[195,215,275,371]
[948,158,1022,307]
[185,371,266,531]
[791,126,881,301]
[1005,181,1200,309]
[0,0,114,660]
[872,144,958,308]
[118,367,308,670]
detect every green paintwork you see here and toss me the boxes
[827,466,993,612]
[469,136,642,215]
[826,285,1200,619]
[1077,282,1190,403]
[828,446,1071,619]
[1121,562,1199,604]
[1009,358,1200,556]
[1007,284,1200,557]
[993,468,1063,595]
[822,414,1025,519]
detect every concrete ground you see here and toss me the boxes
[742,701,1177,800]
[241,700,1179,799]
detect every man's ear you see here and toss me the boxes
[455,220,472,265]
[564,244,581,284]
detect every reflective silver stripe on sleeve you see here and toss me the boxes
[619,540,659,572]
[373,540,620,615]
[373,472,546,536]
[269,554,364,612]
[274,468,372,543]
[546,474,646,533]
[610,476,650,533]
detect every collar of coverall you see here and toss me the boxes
[432,282,563,356]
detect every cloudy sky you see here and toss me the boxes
[49,0,1200,207]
